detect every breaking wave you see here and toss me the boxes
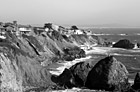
[110,53,140,56]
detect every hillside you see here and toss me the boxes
[0,23,110,92]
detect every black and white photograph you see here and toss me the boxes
[0,0,140,92]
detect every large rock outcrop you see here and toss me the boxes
[51,60,95,88]
[51,57,103,88]
[132,72,140,90]
[85,56,129,91]
[69,61,94,87]
[113,39,135,49]
[63,47,86,61]
[51,68,76,88]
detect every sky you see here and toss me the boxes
[0,0,140,27]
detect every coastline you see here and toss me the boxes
[49,46,139,85]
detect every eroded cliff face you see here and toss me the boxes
[0,52,23,92]
[0,29,87,91]
[0,23,107,92]
[0,37,54,92]
[69,34,105,46]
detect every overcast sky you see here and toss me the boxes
[0,0,140,27]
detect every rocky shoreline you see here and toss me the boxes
[0,23,140,92]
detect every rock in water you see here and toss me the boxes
[132,72,140,90]
[51,68,76,88]
[85,56,129,91]
[113,39,134,49]
[69,61,93,87]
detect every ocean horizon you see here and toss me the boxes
[83,27,140,43]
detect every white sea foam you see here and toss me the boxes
[128,49,140,52]
[130,67,140,70]
[0,35,6,39]
[110,53,137,56]
[50,47,140,75]
[118,34,127,36]
[135,33,140,35]
[85,47,125,55]
[92,33,112,36]
[129,79,134,85]
[49,56,92,75]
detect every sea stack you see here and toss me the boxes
[113,39,134,49]
[85,56,129,91]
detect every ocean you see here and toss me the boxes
[85,27,140,43]
[85,28,140,81]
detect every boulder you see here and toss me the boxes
[113,39,134,49]
[132,72,140,90]
[69,61,93,87]
[70,25,79,30]
[137,43,140,48]
[63,47,86,61]
[85,56,129,91]
[51,68,76,88]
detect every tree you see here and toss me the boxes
[71,25,78,30]
[44,23,52,29]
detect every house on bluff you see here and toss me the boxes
[17,25,33,35]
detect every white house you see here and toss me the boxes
[19,27,32,32]
[45,28,49,32]
[75,29,83,34]
[51,24,59,31]
[18,25,33,35]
